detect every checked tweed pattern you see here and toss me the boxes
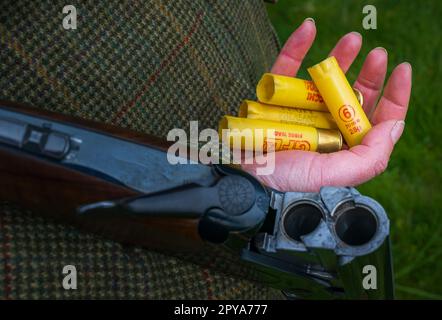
[0,0,282,299]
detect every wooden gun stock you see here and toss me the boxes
[0,101,204,252]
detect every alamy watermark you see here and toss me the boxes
[362,265,377,290]
[62,265,77,290]
[166,121,276,175]
[62,5,77,30]
[362,5,377,30]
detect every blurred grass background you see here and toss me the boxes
[266,0,442,299]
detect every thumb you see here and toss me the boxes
[354,119,405,158]
[343,119,405,182]
[303,119,405,189]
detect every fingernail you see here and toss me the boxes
[304,17,315,24]
[350,31,362,38]
[391,120,405,144]
[402,61,412,71]
[374,46,388,55]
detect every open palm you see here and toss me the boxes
[242,19,412,192]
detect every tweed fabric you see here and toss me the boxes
[0,0,282,299]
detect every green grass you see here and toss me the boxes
[266,0,442,299]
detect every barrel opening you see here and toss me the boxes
[282,202,323,242]
[335,204,378,246]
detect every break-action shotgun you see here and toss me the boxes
[0,100,394,299]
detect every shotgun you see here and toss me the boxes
[0,100,394,299]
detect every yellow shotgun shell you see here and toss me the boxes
[256,73,329,112]
[219,116,342,153]
[256,73,363,111]
[308,56,372,147]
[238,100,338,130]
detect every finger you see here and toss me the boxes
[353,47,388,116]
[328,32,362,72]
[371,62,412,125]
[271,18,316,76]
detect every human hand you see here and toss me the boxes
[242,18,412,192]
